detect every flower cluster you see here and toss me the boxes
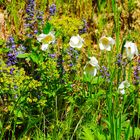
[100,66,110,81]
[116,54,123,66]
[67,47,79,67]
[79,19,88,34]
[133,56,140,85]
[25,0,44,37]
[6,37,17,66]
[6,37,26,66]
[49,4,56,16]
[25,0,35,37]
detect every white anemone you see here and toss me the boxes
[37,32,55,51]
[69,35,84,49]
[124,41,139,60]
[118,80,130,94]
[99,36,115,51]
[84,56,99,76]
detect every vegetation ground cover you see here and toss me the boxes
[0,0,140,139]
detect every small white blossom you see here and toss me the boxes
[118,80,130,94]
[41,44,49,51]
[99,36,115,51]
[124,41,139,60]
[84,56,99,76]
[69,35,84,49]
[37,32,55,51]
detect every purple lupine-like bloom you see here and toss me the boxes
[25,0,35,37]
[7,52,17,66]
[66,47,79,68]
[100,66,110,81]
[116,54,127,67]
[49,4,56,16]
[79,19,88,34]
[25,0,44,37]
[7,37,26,66]
[116,54,122,66]
[36,11,44,20]
[34,30,38,34]
[69,63,73,67]
[6,37,18,66]
[49,53,56,58]
[10,68,15,74]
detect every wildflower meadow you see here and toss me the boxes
[0,0,140,139]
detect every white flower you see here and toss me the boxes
[84,56,99,76]
[99,36,115,51]
[37,32,55,51]
[118,80,130,94]
[41,44,49,51]
[124,41,139,60]
[69,35,84,49]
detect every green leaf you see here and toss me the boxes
[16,53,30,58]
[43,22,52,34]
[0,48,9,54]
[29,52,39,64]
[0,39,5,46]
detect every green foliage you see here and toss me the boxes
[0,0,140,139]
[49,15,83,37]
[43,22,52,34]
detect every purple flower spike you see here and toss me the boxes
[10,68,15,74]
[49,4,56,16]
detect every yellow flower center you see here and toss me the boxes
[128,46,131,52]
[42,35,53,43]
[85,63,95,73]
[102,37,109,45]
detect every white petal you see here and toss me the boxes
[99,43,105,50]
[71,36,79,44]
[69,35,83,48]
[48,32,55,44]
[134,43,139,56]
[41,44,49,51]
[77,34,84,42]
[93,68,97,76]
[89,56,99,67]
[120,89,125,94]
[124,41,139,60]
[123,81,130,88]
[108,37,115,45]
[124,41,130,48]
[84,63,97,76]
[106,45,111,51]
[118,83,124,90]
[37,34,47,42]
